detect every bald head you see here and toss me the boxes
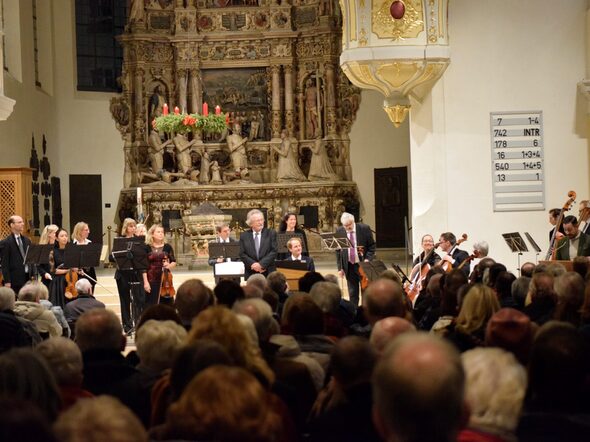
[370,317,416,355]
[363,278,408,325]
[373,332,466,442]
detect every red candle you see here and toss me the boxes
[174,106,180,115]
[215,105,221,115]
[163,103,169,115]
[225,113,230,124]
[202,102,208,116]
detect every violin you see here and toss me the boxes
[457,249,481,271]
[159,255,175,302]
[546,190,576,260]
[65,268,79,300]
[357,245,370,290]
[441,233,468,272]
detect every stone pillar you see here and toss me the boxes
[298,88,305,140]
[189,68,201,114]
[177,68,188,113]
[271,65,282,139]
[325,63,337,137]
[133,66,145,142]
[284,65,294,137]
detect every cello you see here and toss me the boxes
[546,190,576,260]
[441,233,468,272]
[405,241,441,303]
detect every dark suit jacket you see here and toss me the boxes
[336,223,376,272]
[239,228,277,278]
[451,248,470,277]
[1,234,31,287]
[285,255,316,272]
[208,237,237,266]
[555,232,590,260]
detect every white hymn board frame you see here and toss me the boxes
[490,110,545,212]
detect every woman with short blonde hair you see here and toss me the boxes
[70,222,96,292]
[144,224,176,307]
[39,224,59,289]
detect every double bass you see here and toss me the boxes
[545,190,576,260]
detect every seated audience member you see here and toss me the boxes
[308,336,380,442]
[572,256,589,279]
[459,348,527,442]
[243,283,264,299]
[473,257,496,284]
[281,293,335,372]
[363,278,411,326]
[247,273,268,292]
[0,348,61,422]
[173,278,213,330]
[518,321,590,441]
[14,284,62,338]
[370,317,416,356]
[150,340,233,427]
[63,279,105,338]
[494,271,517,309]
[298,271,325,293]
[36,337,93,411]
[0,398,57,442]
[416,272,444,330]
[0,287,30,352]
[413,267,445,323]
[54,396,148,442]
[520,262,536,278]
[134,319,187,426]
[213,279,245,308]
[135,304,182,331]
[151,366,285,442]
[553,271,584,326]
[486,263,507,288]
[447,284,500,353]
[545,262,567,278]
[431,269,469,336]
[30,281,70,338]
[511,276,531,310]
[485,308,537,366]
[372,333,468,442]
[378,269,403,286]
[309,281,349,336]
[523,272,556,325]
[267,270,290,311]
[186,306,275,387]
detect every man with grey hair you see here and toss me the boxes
[64,279,105,338]
[372,332,468,442]
[310,281,352,336]
[336,212,375,310]
[370,317,416,355]
[239,209,277,279]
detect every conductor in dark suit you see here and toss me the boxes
[239,209,277,279]
[2,215,31,295]
[555,215,590,260]
[437,232,470,277]
[285,237,315,272]
[336,212,376,309]
[208,223,237,267]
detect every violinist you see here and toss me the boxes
[437,232,470,277]
[144,224,176,307]
[71,222,97,293]
[48,228,75,309]
[38,224,59,290]
[277,212,308,260]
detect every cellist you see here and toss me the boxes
[436,232,470,277]
[410,235,441,280]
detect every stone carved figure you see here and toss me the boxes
[308,137,340,181]
[305,78,321,139]
[199,148,211,184]
[173,134,197,174]
[210,161,222,184]
[226,123,248,174]
[129,0,146,23]
[148,129,172,173]
[272,130,307,182]
[148,85,165,126]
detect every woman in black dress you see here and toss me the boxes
[144,224,176,307]
[71,221,97,292]
[38,224,58,290]
[48,228,72,309]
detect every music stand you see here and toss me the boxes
[524,232,542,264]
[277,232,306,254]
[25,244,53,280]
[111,238,148,332]
[64,243,103,269]
[208,242,241,261]
[502,232,528,272]
[319,231,350,251]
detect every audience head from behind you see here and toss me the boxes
[174,278,214,328]
[0,398,58,442]
[36,337,84,388]
[553,271,585,326]
[485,308,537,366]
[233,298,274,342]
[461,348,526,439]
[161,366,283,442]
[370,317,416,356]
[511,276,531,310]
[309,281,341,315]
[0,348,61,422]
[136,319,187,373]
[74,279,92,297]
[520,262,536,278]
[298,271,325,293]
[267,271,288,296]
[282,293,325,335]
[54,396,148,442]
[330,336,377,389]
[0,286,16,310]
[75,308,126,353]
[572,256,589,279]
[486,263,507,288]
[455,284,500,337]
[372,332,468,442]
[246,273,267,292]
[378,269,402,286]
[476,257,496,285]
[18,281,45,302]
[494,271,516,302]
[527,272,556,305]
[243,284,264,299]
[214,279,245,308]
[136,304,182,331]
[363,278,409,326]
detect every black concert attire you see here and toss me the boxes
[1,233,32,295]
[412,250,441,267]
[72,240,97,293]
[146,244,175,307]
[48,246,67,309]
[277,228,309,260]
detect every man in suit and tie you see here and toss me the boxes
[208,223,237,266]
[555,215,590,260]
[239,209,277,279]
[437,232,470,277]
[336,212,376,310]
[286,237,315,272]
[2,215,31,295]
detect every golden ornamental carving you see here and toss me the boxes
[372,0,424,41]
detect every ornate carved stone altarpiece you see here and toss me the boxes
[112,0,361,258]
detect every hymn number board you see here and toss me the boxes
[490,111,545,212]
